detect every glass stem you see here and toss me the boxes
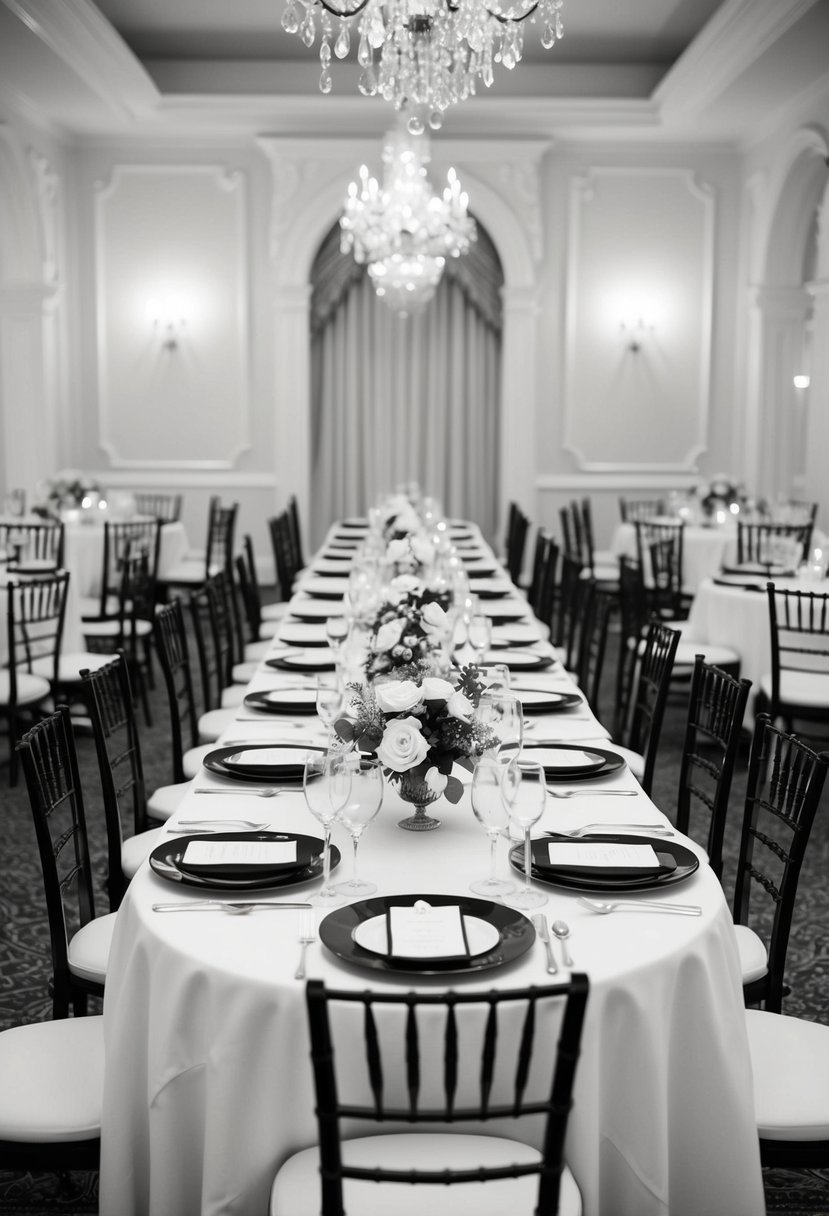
[351,835,360,885]
[489,832,498,883]
[523,827,533,893]
[321,827,332,893]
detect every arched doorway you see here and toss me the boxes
[308,217,504,541]
[260,137,546,554]
[750,124,829,514]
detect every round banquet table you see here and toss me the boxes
[683,572,829,723]
[612,520,737,594]
[99,603,764,1216]
[62,516,189,597]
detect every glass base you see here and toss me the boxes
[398,804,441,831]
[470,876,516,897]
[334,877,377,896]
[311,886,345,907]
[506,887,548,909]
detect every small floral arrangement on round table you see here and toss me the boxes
[32,470,101,520]
[334,665,498,831]
[693,475,746,517]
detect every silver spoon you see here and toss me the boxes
[551,920,574,967]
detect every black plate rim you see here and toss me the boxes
[509,834,699,892]
[523,744,627,783]
[242,690,319,716]
[203,743,326,783]
[149,831,341,890]
[266,654,337,673]
[319,893,535,975]
[494,651,553,672]
[512,689,584,714]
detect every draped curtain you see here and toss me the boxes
[309,220,504,546]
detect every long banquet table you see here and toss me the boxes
[99,521,764,1216]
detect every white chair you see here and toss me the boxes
[0,1016,103,1171]
[745,1009,829,1167]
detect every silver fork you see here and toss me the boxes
[546,789,638,799]
[546,823,675,838]
[294,909,317,979]
[579,897,701,916]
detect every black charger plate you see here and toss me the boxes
[319,894,535,975]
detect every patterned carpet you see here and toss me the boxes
[1,627,828,1213]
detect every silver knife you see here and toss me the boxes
[153,901,312,913]
[532,913,559,974]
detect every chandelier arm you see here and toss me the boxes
[314,0,372,18]
[483,3,542,26]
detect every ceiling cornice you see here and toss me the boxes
[2,0,159,120]
[655,0,821,116]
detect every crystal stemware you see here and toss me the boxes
[469,755,515,897]
[501,757,548,909]
[334,754,385,896]
[325,614,350,660]
[477,690,523,767]
[467,611,492,664]
[315,674,345,741]
[303,749,352,906]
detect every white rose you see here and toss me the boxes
[446,691,474,722]
[421,677,455,702]
[374,679,423,713]
[386,538,410,563]
[424,767,448,795]
[376,716,430,773]
[395,506,422,535]
[391,574,422,595]
[420,601,448,634]
[375,618,406,652]
[411,535,435,566]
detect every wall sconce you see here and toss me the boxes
[620,314,655,354]
[148,296,188,351]
[793,374,810,389]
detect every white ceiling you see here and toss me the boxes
[1,0,828,143]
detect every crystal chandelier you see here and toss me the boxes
[340,121,476,316]
[281,0,565,124]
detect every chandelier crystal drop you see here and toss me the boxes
[340,122,476,316]
[281,0,565,122]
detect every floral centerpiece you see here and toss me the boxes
[384,529,436,580]
[334,665,498,830]
[693,474,746,517]
[366,583,452,681]
[377,492,424,542]
[32,470,101,520]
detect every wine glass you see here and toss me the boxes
[467,612,492,664]
[303,749,352,906]
[469,756,515,897]
[334,755,385,896]
[501,758,548,909]
[316,674,345,742]
[481,662,510,695]
[478,690,523,768]
[325,614,350,660]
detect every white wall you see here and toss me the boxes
[1,86,828,559]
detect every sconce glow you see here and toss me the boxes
[793,374,810,389]
[620,314,655,353]
[147,295,189,350]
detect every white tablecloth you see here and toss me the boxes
[684,572,829,723]
[612,521,737,594]
[63,518,189,598]
[99,528,764,1216]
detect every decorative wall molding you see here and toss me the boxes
[93,162,251,469]
[563,165,714,473]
